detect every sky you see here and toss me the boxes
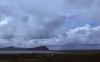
[0,0,100,50]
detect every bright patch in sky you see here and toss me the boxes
[0,16,12,26]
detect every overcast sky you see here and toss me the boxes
[0,0,100,49]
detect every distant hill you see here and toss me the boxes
[0,46,49,51]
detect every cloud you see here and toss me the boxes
[65,25,100,44]
[48,25,100,50]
